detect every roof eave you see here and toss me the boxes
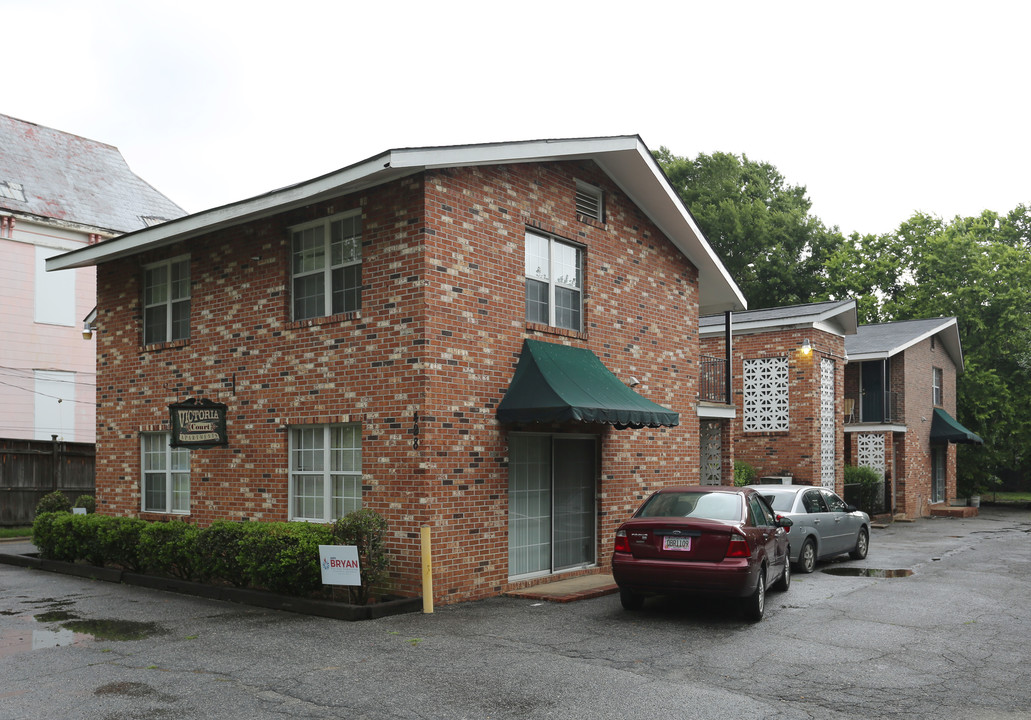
[45,135,747,316]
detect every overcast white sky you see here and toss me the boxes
[6,0,1028,237]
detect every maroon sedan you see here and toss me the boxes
[611,486,792,621]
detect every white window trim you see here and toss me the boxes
[289,209,362,321]
[140,432,190,514]
[288,423,363,522]
[932,366,943,406]
[142,254,191,344]
[524,229,584,332]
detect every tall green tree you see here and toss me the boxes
[655,147,844,308]
[832,207,1031,486]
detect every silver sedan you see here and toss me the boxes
[747,485,870,573]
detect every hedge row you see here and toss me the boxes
[31,509,390,604]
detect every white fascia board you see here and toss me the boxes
[393,136,747,315]
[846,319,963,371]
[44,134,747,318]
[46,152,401,271]
[699,304,857,338]
[887,318,963,371]
[388,136,642,170]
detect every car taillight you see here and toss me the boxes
[777,514,789,532]
[614,529,630,553]
[725,533,752,558]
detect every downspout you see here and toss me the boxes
[724,310,733,404]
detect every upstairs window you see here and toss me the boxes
[575,180,604,221]
[291,211,362,321]
[932,367,943,406]
[143,257,190,344]
[525,230,583,332]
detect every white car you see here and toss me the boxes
[747,485,870,573]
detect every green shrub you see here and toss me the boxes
[195,521,255,586]
[94,516,147,571]
[239,522,333,596]
[138,521,202,580]
[844,465,881,485]
[734,461,757,487]
[35,491,72,515]
[844,465,883,513]
[33,512,68,560]
[332,509,390,605]
[73,495,97,513]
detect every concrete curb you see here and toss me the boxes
[0,552,421,621]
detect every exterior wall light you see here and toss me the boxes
[801,338,812,356]
[82,322,97,340]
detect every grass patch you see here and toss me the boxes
[982,491,1031,504]
[0,526,33,539]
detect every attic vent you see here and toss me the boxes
[141,216,170,227]
[575,180,603,221]
[0,181,26,203]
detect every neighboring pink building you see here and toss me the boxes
[0,114,184,443]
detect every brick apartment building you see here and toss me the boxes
[700,301,858,492]
[47,136,746,604]
[844,318,982,518]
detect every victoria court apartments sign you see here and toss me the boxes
[169,398,228,449]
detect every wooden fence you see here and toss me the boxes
[0,437,95,526]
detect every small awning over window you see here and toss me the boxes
[497,339,679,429]
[930,408,983,444]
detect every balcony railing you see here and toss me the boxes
[700,355,728,404]
[845,391,901,424]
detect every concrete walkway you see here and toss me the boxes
[505,572,618,603]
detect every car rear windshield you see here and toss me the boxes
[636,492,742,521]
[763,493,795,511]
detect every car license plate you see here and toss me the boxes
[662,536,692,551]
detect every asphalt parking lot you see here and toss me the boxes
[2,505,1030,720]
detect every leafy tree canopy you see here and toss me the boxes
[654,147,844,309]
[656,145,1031,485]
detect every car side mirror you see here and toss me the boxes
[845,504,858,513]
[778,516,793,528]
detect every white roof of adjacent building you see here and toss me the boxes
[0,114,185,234]
[845,317,964,371]
[46,135,747,315]
[700,299,858,337]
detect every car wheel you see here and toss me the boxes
[773,556,791,592]
[619,588,644,611]
[850,527,869,560]
[742,569,766,621]
[797,538,817,574]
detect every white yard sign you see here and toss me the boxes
[319,545,361,586]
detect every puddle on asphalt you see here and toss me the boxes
[34,610,80,623]
[822,568,914,578]
[60,619,168,641]
[0,615,168,657]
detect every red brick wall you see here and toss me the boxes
[702,328,847,492]
[93,159,702,604]
[841,336,960,517]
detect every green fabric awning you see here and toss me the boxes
[497,339,679,429]
[930,408,983,444]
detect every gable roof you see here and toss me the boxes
[0,114,185,234]
[700,299,858,337]
[46,135,746,315]
[844,317,963,371]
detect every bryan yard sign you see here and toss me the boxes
[169,398,228,449]
[319,545,362,586]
